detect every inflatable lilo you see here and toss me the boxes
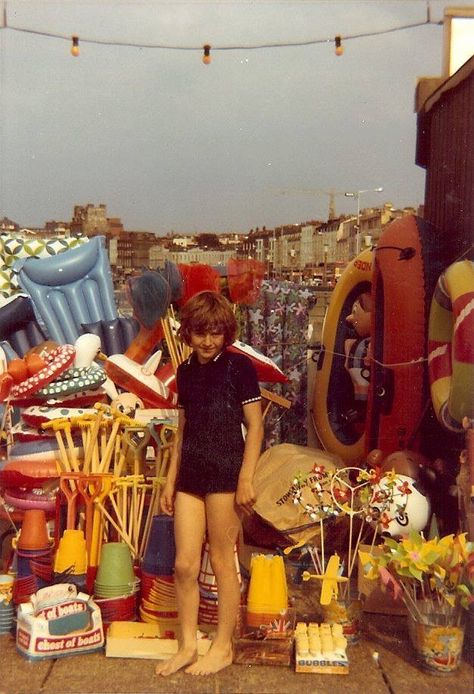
[428,259,474,432]
[80,316,139,357]
[14,236,117,345]
[312,248,372,463]
[0,295,46,357]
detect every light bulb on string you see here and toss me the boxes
[202,45,211,65]
[71,35,80,57]
[334,35,344,56]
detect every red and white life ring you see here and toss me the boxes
[10,344,75,400]
[21,406,99,429]
[428,259,474,432]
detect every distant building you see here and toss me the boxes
[70,203,108,237]
[168,247,235,266]
[0,217,20,232]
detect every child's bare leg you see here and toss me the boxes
[156,492,205,677]
[186,492,240,676]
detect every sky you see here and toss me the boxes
[0,0,473,234]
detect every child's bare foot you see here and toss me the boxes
[185,645,233,675]
[155,647,197,677]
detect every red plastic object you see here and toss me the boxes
[124,322,165,364]
[0,458,60,488]
[227,258,265,305]
[154,360,177,393]
[105,354,178,408]
[177,263,221,307]
[228,341,288,383]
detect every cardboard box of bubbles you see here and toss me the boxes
[16,584,104,660]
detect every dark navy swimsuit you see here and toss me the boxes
[175,349,261,497]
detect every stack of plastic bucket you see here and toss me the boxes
[93,542,139,630]
[140,515,178,635]
[53,530,87,591]
[142,515,175,576]
[198,542,242,628]
[0,574,15,635]
[13,509,53,604]
[246,554,288,627]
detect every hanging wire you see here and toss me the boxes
[0,2,440,52]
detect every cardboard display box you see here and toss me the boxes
[105,621,211,659]
[233,605,295,666]
[16,584,104,661]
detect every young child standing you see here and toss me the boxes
[155,291,264,677]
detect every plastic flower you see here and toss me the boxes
[379,512,391,530]
[333,487,350,503]
[387,532,440,581]
[357,467,382,485]
[360,532,474,613]
[397,480,412,495]
[358,550,385,580]
[384,469,398,483]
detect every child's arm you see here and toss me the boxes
[160,408,185,516]
[235,401,264,514]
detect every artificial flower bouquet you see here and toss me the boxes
[359,531,474,624]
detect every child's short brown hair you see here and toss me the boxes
[178,291,237,347]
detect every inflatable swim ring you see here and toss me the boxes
[34,366,106,398]
[0,458,60,488]
[8,437,83,458]
[21,406,99,428]
[12,388,108,409]
[3,488,56,513]
[10,344,75,400]
[428,259,474,432]
[312,248,372,463]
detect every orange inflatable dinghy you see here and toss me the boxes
[366,215,451,457]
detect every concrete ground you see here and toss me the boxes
[1,586,472,694]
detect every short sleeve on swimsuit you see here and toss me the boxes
[233,353,261,406]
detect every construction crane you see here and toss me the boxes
[275,188,347,221]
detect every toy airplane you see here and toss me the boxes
[302,553,348,605]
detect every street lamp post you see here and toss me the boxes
[344,187,383,257]
[323,242,329,286]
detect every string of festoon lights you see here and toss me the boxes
[1,1,441,63]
